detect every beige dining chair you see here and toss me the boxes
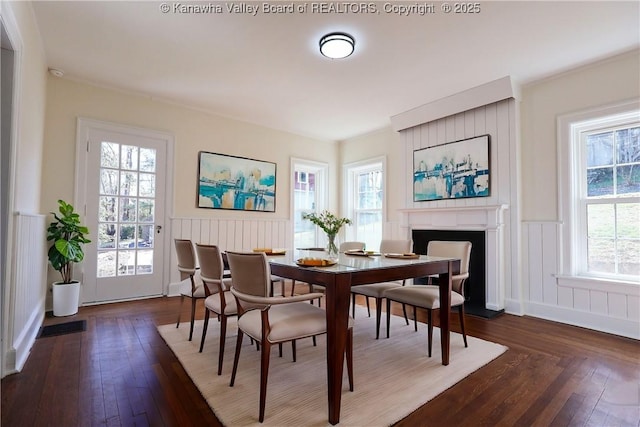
[174,238,210,341]
[350,239,413,339]
[226,251,354,423]
[384,240,472,356]
[195,243,237,375]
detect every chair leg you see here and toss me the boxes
[259,340,272,422]
[459,305,468,347]
[290,280,296,296]
[346,328,354,392]
[229,330,244,387]
[375,297,382,339]
[189,297,197,341]
[351,293,356,318]
[413,306,418,332]
[386,299,391,338]
[278,343,283,357]
[176,295,185,328]
[427,309,433,357]
[312,335,317,346]
[218,314,228,375]
[292,340,297,362]
[365,297,371,317]
[199,308,210,352]
[402,303,409,325]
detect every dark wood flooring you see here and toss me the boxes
[2,287,639,426]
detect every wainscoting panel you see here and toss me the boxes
[5,212,47,374]
[168,217,291,289]
[523,221,639,339]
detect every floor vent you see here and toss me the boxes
[37,320,87,338]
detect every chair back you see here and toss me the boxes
[340,241,365,252]
[174,239,196,280]
[427,240,472,294]
[194,243,225,285]
[226,251,272,298]
[380,239,413,254]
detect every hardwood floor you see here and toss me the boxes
[2,290,639,426]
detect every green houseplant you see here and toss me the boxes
[47,199,91,316]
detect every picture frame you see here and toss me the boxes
[413,134,490,202]
[197,151,277,212]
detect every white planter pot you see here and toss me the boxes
[52,281,80,316]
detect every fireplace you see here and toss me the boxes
[400,205,508,318]
[411,229,501,318]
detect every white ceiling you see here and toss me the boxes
[32,1,639,141]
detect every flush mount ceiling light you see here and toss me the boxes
[319,32,355,59]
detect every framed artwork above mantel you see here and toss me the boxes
[413,134,490,202]
[197,151,277,212]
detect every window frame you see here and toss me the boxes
[343,156,386,250]
[558,100,639,283]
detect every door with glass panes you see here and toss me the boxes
[82,127,167,303]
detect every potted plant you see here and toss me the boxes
[302,210,351,259]
[47,199,91,316]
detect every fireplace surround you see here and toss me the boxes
[400,205,509,317]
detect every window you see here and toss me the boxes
[344,158,385,251]
[291,159,328,249]
[560,102,639,282]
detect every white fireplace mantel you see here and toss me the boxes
[399,204,509,231]
[399,204,509,311]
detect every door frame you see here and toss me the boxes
[75,117,175,300]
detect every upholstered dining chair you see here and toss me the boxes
[195,243,237,375]
[383,240,472,356]
[226,251,354,423]
[350,239,413,339]
[290,241,366,307]
[174,238,210,341]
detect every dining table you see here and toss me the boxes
[267,249,461,425]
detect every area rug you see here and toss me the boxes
[157,307,507,426]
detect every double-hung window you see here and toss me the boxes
[560,102,639,282]
[344,158,385,251]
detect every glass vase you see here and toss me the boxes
[326,233,339,259]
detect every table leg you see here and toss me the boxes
[324,274,351,425]
[438,261,453,366]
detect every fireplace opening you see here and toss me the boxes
[411,229,503,318]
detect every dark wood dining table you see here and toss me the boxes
[268,250,461,425]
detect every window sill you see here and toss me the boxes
[556,274,640,296]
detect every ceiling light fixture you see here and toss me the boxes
[319,32,355,59]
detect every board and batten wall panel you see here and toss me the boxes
[167,217,290,294]
[6,213,47,374]
[400,99,521,310]
[523,221,639,339]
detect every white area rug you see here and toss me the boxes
[158,307,507,426]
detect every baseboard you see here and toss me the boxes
[167,280,185,297]
[504,298,525,315]
[525,301,639,340]
[10,301,45,373]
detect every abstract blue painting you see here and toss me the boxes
[197,151,276,212]
[413,135,490,202]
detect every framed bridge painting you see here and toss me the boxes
[197,151,277,212]
[413,135,490,202]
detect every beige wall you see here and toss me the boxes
[5,1,47,212]
[339,126,402,223]
[2,0,48,376]
[520,49,640,221]
[340,50,640,225]
[42,77,338,219]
